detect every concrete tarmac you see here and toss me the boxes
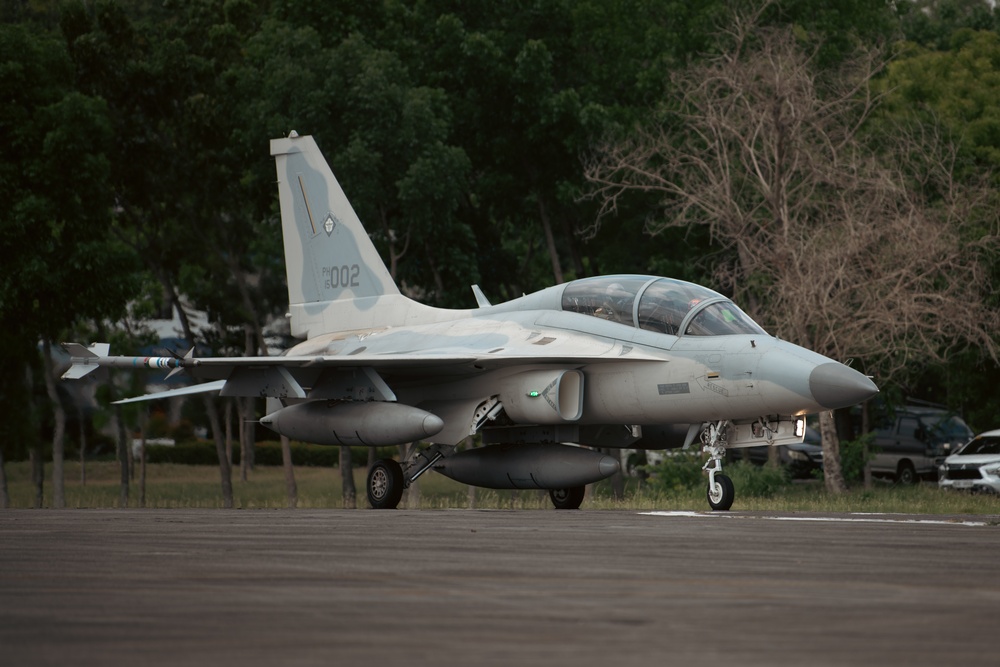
[2,509,998,666]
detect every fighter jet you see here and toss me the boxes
[63,132,878,511]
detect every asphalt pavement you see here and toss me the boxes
[2,509,998,666]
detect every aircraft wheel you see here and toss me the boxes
[367,459,404,509]
[707,474,735,511]
[549,486,585,510]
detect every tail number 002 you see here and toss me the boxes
[323,264,360,289]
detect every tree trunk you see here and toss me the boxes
[423,242,446,300]
[24,362,43,507]
[203,394,234,508]
[767,444,781,467]
[41,340,66,508]
[115,404,129,508]
[407,476,421,509]
[605,448,625,500]
[559,212,587,279]
[378,205,410,282]
[238,397,256,481]
[819,410,846,494]
[224,399,233,466]
[127,422,135,481]
[30,443,44,508]
[230,263,268,358]
[405,442,420,509]
[78,406,87,486]
[139,434,146,509]
[464,438,476,509]
[538,196,564,284]
[0,447,9,509]
[281,435,297,509]
[242,396,255,473]
[862,401,873,490]
[166,282,233,507]
[341,445,356,509]
[239,400,249,482]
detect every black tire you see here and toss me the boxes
[549,486,585,510]
[896,461,918,485]
[707,474,735,511]
[367,459,404,509]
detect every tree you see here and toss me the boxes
[586,9,1000,492]
[0,22,140,506]
[899,0,998,50]
[875,27,1000,427]
[881,29,1000,174]
[60,0,263,508]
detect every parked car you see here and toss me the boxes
[869,407,973,483]
[938,430,1000,494]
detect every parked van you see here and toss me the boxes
[870,407,973,483]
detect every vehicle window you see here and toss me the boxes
[958,436,1000,456]
[898,417,920,438]
[924,415,973,443]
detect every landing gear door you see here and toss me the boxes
[728,417,806,449]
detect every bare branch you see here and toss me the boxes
[585,9,999,383]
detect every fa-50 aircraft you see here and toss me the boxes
[64,132,878,510]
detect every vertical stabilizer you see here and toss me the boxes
[271,133,400,336]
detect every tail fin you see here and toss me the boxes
[271,133,400,337]
[61,342,110,379]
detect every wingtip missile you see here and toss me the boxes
[61,342,187,380]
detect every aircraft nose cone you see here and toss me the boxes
[422,413,445,438]
[598,454,621,479]
[809,363,878,410]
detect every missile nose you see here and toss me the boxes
[598,454,620,479]
[809,362,878,410]
[422,413,445,438]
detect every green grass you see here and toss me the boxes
[3,460,1000,514]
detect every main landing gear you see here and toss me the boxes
[366,445,589,510]
[366,459,405,509]
[549,486,586,510]
[367,446,450,509]
[702,420,734,511]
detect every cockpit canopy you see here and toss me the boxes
[561,275,765,337]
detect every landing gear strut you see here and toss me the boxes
[702,420,734,511]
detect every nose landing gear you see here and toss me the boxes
[702,420,734,511]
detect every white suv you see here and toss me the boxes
[938,430,1000,494]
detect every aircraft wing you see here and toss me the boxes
[187,346,664,374]
[62,342,666,403]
